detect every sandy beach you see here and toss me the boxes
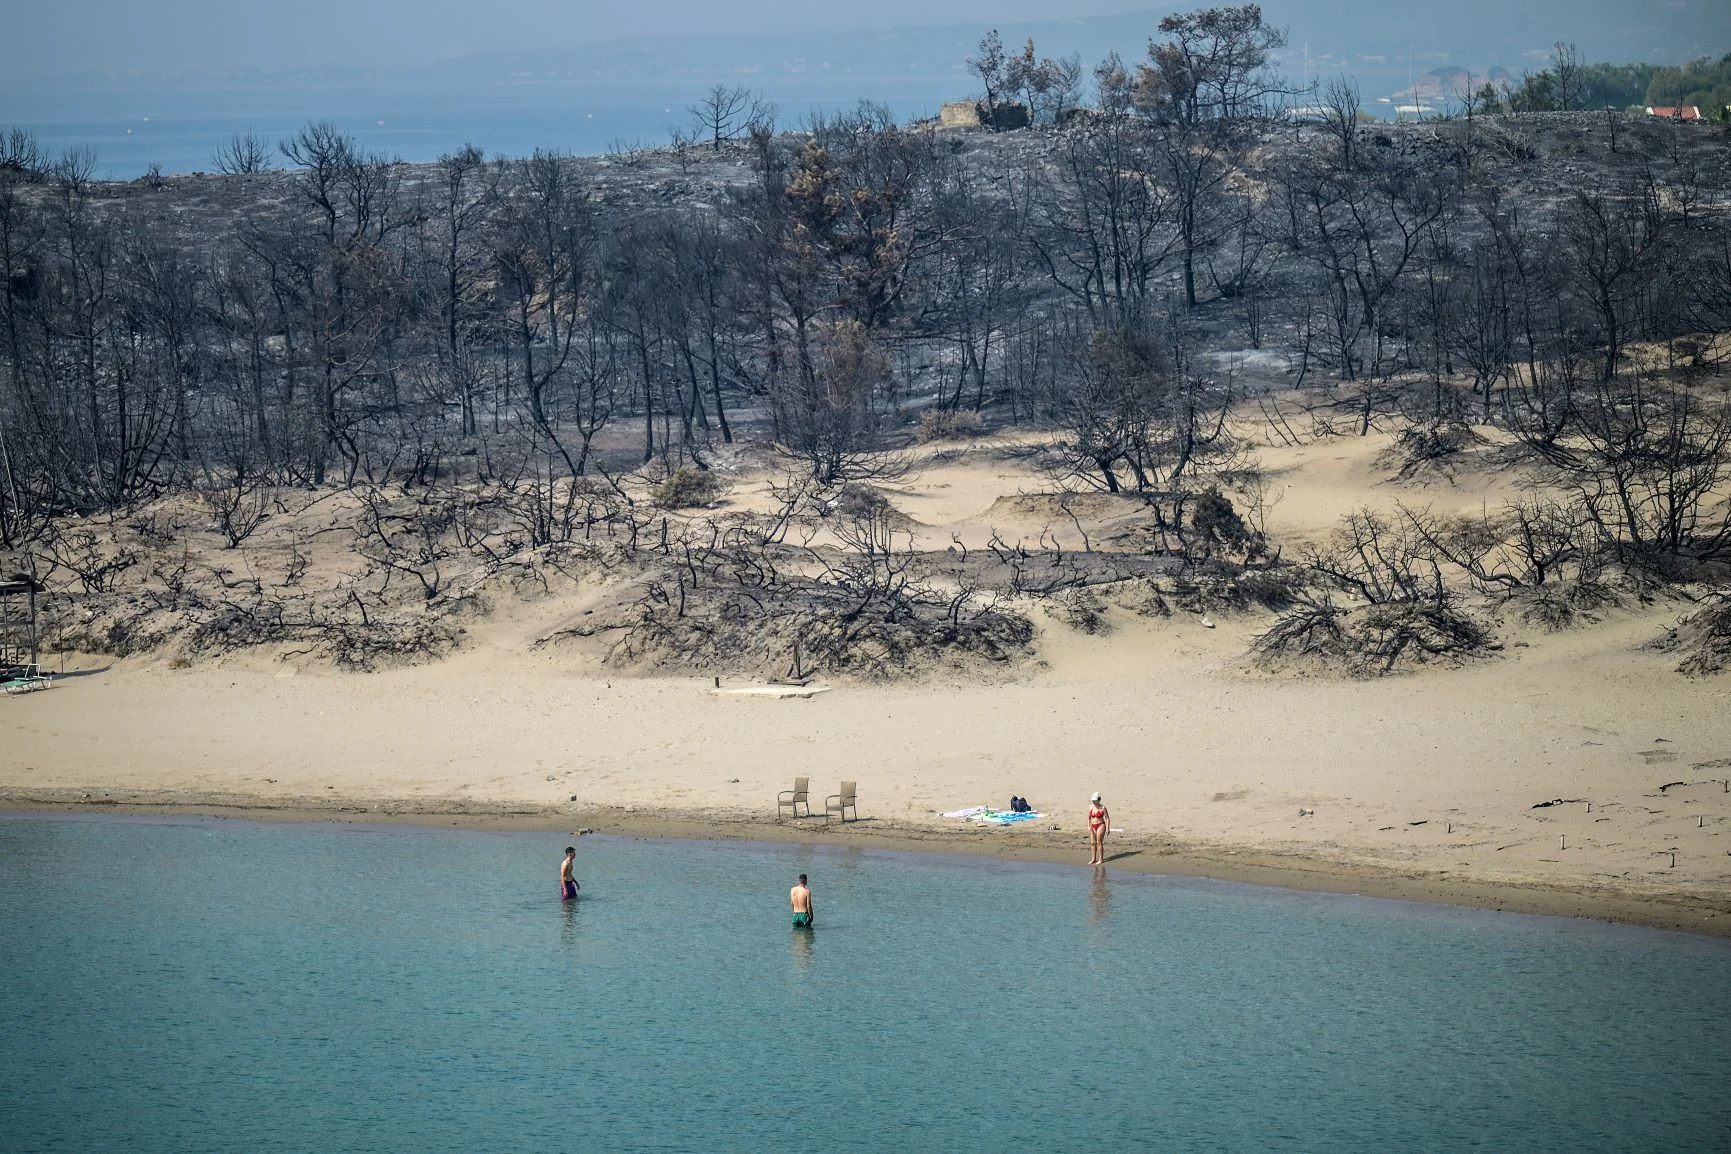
[5,430,1729,935]
[6,600,1729,935]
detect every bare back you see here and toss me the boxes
[790,884,812,914]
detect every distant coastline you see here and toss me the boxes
[9,3,1724,181]
[0,79,949,181]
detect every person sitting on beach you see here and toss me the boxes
[790,874,814,929]
[1088,793,1110,866]
[560,847,580,901]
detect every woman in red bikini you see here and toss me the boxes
[1087,792,1110,866]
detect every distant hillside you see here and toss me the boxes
[418,1,1730,96]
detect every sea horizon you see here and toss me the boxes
[1,78,956,181]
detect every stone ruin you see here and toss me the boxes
[938,101,1032,132]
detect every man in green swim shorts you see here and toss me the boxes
[791,873,814,928]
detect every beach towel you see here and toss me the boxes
[956,808,1044,825]
[942,805,1044,824]
[975,810,1043,824]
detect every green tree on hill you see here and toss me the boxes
[1644,53,1731,113]
[1506,44,1658,112]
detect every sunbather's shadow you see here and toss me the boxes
[1103,850,1141,864]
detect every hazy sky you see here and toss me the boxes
[10,0,1149,76]
[10,0,1727,79]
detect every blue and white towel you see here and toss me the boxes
[974,810,1043,824]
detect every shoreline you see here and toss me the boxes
[7,788,1729,939]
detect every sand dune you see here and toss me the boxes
[4,429,1728,935]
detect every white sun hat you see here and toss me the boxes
[1090,792,1102,802]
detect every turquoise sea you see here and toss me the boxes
[0,81,947,181]
[2,814,1729,1153]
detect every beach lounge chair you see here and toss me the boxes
[1,664,51,695]
[824,782,857,823]
[777,776,810,819]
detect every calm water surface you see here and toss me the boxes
[2,82,947,180]
[2,815,1728,1153]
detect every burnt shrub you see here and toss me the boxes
[653,467,726,509]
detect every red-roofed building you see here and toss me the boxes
[1645,106,1702,120]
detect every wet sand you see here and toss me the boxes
[4,788,1727,938]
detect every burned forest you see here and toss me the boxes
[3,10,1731,680]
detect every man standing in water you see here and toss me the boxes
[790,874,814,928]
[560,846,580,901]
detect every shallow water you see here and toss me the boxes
[2,815,1728,1153]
